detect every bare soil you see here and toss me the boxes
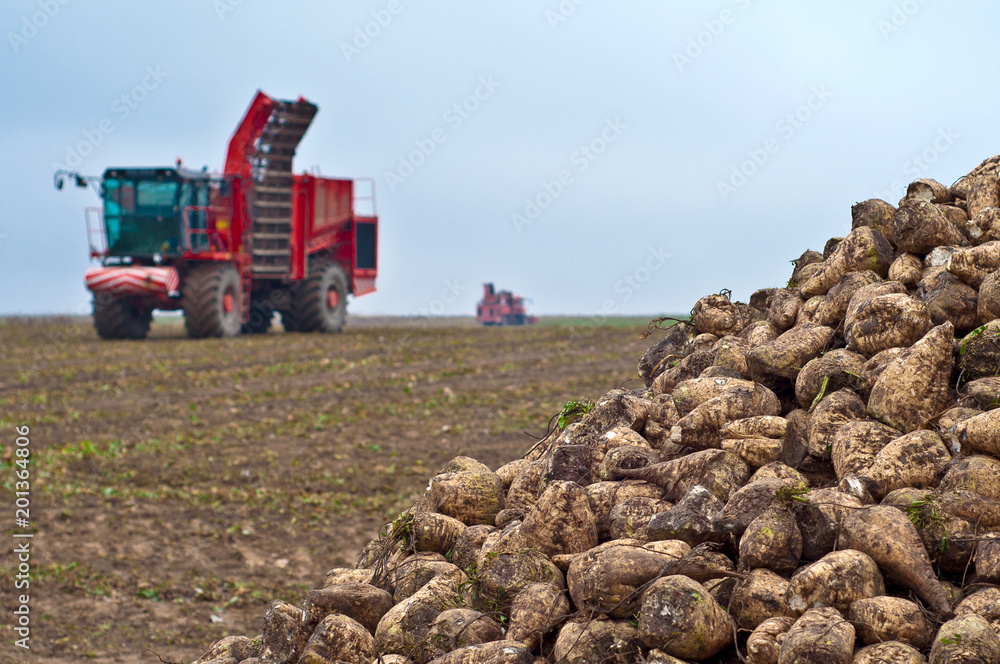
[0,315,650,664]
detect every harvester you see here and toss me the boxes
[55,90,378,339]
[475,283,537,326]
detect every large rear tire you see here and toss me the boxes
[242,296,274,334]
[183,264,242,338]
[93,294,151,340]
[279,310,299,332]
[289,260,348,333]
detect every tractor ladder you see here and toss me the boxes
[245,99,317,277]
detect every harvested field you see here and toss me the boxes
[0,316,652,664]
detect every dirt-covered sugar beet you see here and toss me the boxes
[188,155,1000,664]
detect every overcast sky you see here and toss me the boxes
[3,0,999,319]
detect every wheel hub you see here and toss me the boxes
[327,290,339,309]
[223,293,235,314]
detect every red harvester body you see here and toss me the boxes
[476,283,537,326]
[58,90,378,339]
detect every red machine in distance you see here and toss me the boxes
[56,90,378,339]
[475,283,537,326]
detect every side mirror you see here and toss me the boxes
[55,177,64,190]
[75,175,88,188]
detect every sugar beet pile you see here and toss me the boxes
[193,158,1000,664]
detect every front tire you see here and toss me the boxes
[93,294,151,340]
[290,260,348,333]
[183,264,242,338]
